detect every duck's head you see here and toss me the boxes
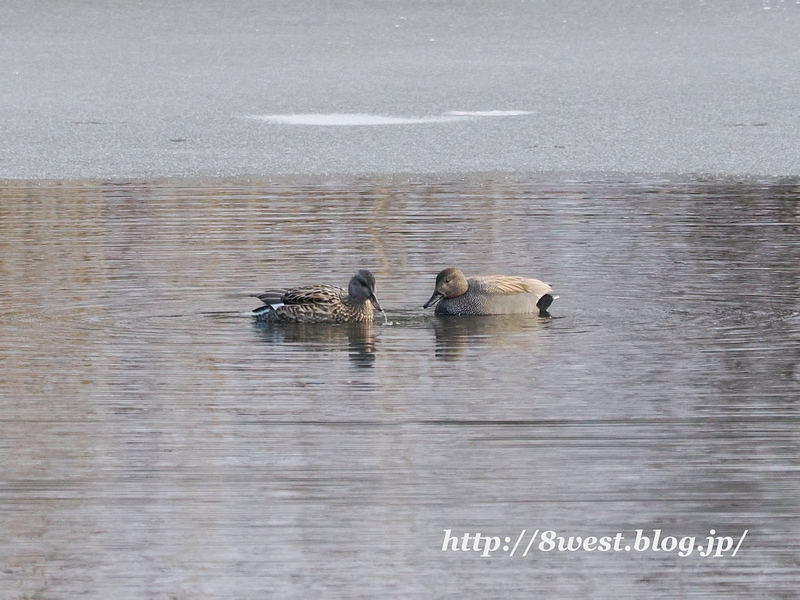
[349,270,383,312]
[423,267,468,308]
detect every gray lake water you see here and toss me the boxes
[1,176,798,599]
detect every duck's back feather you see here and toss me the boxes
[256,284,345,306]
[280,285,345,305]
[471,276,535,295]
[470,276,552,298]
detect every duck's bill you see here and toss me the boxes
[423,291,443,309]
[370,295,383,312]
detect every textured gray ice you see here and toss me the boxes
[1,0,799,179]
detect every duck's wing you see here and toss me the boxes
[264,284,344,306]
[470,275,539,295]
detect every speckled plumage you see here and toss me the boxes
[254,270,382,323]
[423,267,556,317]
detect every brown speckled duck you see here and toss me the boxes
[423,267,556,317]
[254,270,383,323]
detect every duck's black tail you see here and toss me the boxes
[537,293,556,316]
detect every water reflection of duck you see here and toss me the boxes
[423,268,556,317]
[431,314,549,360]
[253,270,383,323]
[254,321,377,367]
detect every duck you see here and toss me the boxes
[423,267,555,317]
[253,270,383,323]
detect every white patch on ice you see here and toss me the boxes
[445,110,534,117]
[249,111,533,126]
[251,114,462,126]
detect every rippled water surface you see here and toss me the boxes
[1,177,798,598]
